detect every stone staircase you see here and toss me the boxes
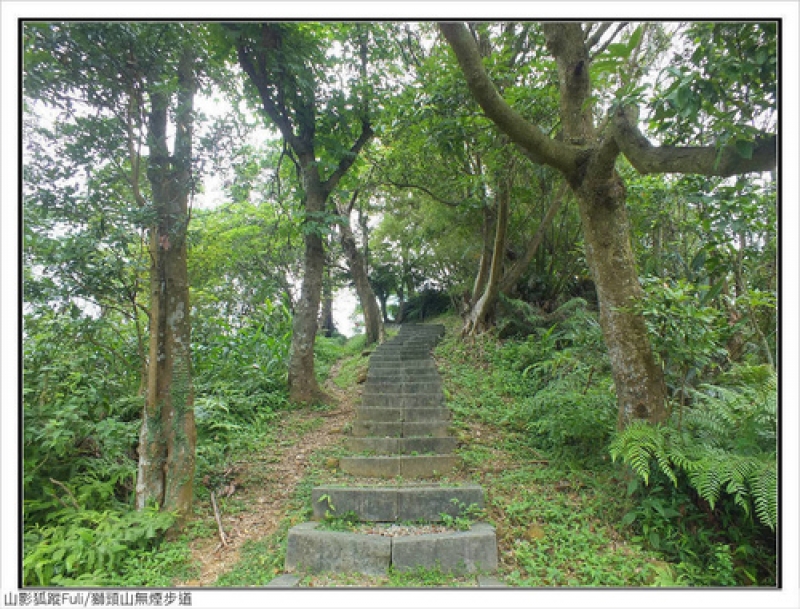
[277,323,498,582]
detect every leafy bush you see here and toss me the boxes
[23,310,143,526]
[492,300,617,460]
[636,277,730,405]
[23,506,175,586]
[192,298,292,411]
[192,298,293,482]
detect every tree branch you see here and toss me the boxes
[380,178,471,208]
[587,22,628,59]
[612,106,777,177]
[322,120,374,195]
[438,22,580,175]
[236,41,304,154]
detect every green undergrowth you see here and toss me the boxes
[433,309,776,587]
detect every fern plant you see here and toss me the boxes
[610,367,777,530]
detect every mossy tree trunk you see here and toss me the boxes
[136,43,196,520]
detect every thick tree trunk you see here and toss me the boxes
[574,170,668,427]
[338,210,385,345]
[288,181,327,405]
[136,47,196,520]
[543,23,667,426]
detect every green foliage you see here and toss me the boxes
[317,510,362,532]
[609,368,776,584]
[649,23,776,145]
[23,311,142,524]
[112,541,197,587]
[488,300,617,461]
[439,500,486,531]
[188,198,302,320]
[192,299,293,480]
[610,369,776,530]
[23,506,175,586]
[636,277,730,407]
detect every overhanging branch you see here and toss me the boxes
[438,22,579,175]
[612,106,777,177]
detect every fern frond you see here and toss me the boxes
[610,421,675,486]
[750,461,777,531]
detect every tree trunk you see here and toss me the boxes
[287,179,327,405]
[499,182,568,294]
[543,23,667,426]
[574,169,668,427]
[320,244,335,338]
[470,202,495,304]
[338,208,385,345]
[136,46,196,520]
[463,176,510,336]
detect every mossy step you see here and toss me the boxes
[345,436,458,455]
[339,454,460,478]
[350,420,451,438]
[311,484,484,522]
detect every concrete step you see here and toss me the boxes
[285,522,497,576]
[363,382,444,396]
[367,369,440,380]
[350,420,451,438]
[354,406,451,423]
[311,484,484,522]
[345,436,458,455]
[285,522,390,576]
[339,454,460,478]
[369,350,438,364]
[393,523,497,574]
[361,393,445,408]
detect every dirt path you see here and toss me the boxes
[179,362,358,586]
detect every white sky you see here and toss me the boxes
[3,3,799,609]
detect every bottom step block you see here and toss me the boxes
[392,523,498,574]
[285,522,390,576]
[284,522,497,576]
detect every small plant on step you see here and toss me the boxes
[318,510,361,533]
[440,500,485,531]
